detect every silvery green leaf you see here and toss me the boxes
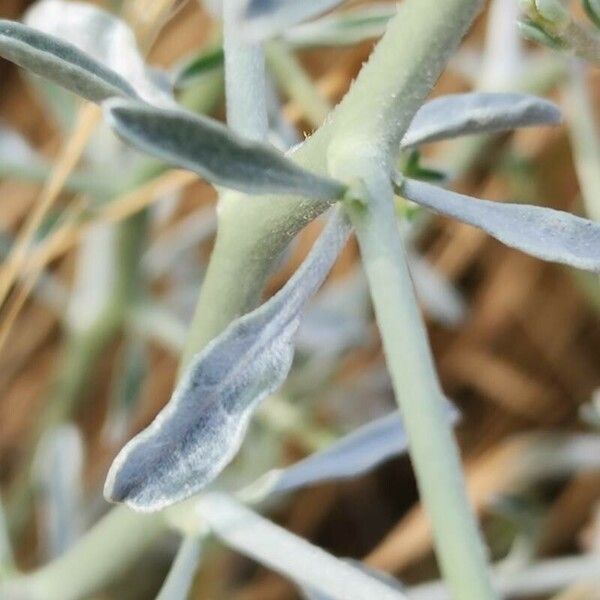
[284,4,396,48]
[195,492,407,600]
[105,98,345,199]
[34,425,84,559]
[104,209,351,511]
[401,92,561,148]
[401,178,600,272]
[238,0,347,41]
[242,404,458,501]
[0,20,138,103]
[24,0,172,106]
[156,537,203,600]
[243,413,408,501]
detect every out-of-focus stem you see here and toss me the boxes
[266,39,331,128]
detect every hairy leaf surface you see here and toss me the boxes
[401,92,561,148]
[0,20,138,103]
[24,0,172,105]
[105,209,351,511]
[105,98,346,198]
[402,178,600,272]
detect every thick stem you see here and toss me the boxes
[11,506,167,600]
[344,170,495,600]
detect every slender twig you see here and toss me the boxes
[266,39,331,128]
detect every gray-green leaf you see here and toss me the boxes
[243,404,458,501]
[105,98,345,198]
[24,0,172,106]
[401,178,600,272]
[401,92,561,149]
[284,4,396,48]
[104,209,351,511]
[0,20,138,103]
[238,0,346,41]
[244,413,408,501]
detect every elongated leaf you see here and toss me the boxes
[244,413,408,501]
[105,98,345,198]
[156,537,203,600]
[401,178,600,272]
[243,405,458,501]
[24,0,171,106]
[104,209,351,511]
[0,20,138,103]
[174,46,224,89]
[195,493,407,600]
[238,0,346,41]
[284,4,395,48]
[401,92,561,148]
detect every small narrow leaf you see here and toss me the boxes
[401,92,562,149]
[104,209,351,511]
[401,178,600,272]
[195,493,407,600]
[284,4,396,48]
[0,20,138,103]
[243,405,458,501]
[105,98,345,199]
[244,413,408,501]
[238,0,346,41]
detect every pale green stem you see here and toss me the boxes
[265,39,331,128]
[8,2,493,595]
[324,1,494,594]
[12,507,166,600]
[344,169,495,599]
[223,0,268,140]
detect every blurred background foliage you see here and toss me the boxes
[1,0,600,598]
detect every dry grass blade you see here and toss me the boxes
[0,103,99,315]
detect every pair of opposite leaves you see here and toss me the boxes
[1,0,599,512]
